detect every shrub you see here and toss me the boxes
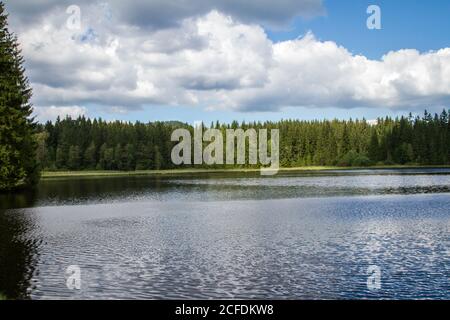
[337,150,371,167]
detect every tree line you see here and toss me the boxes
[1,1,449,192]
[35,109,450,171]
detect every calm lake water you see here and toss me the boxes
[0,168,449,299]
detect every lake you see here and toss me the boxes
[0,168,449,299]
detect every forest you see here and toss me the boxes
[35,109,450,171]
[1,1,449,192]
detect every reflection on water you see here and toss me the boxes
[2,168,449,208]
[0,208,40,299]
[0,169,449,299]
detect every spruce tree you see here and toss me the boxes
[0,3,39,191]
[368,130,380,162]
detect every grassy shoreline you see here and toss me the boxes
[41,165,450,179]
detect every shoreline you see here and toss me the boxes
[41,165,450,179]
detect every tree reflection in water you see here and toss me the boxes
[0,190,39,299]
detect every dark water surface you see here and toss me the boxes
[0,168,449,299]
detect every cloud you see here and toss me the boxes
[114,0,325,29]
[4,0,325,30]
[19,10,273,109]
[4,3,450,116]
[224,34,450,111]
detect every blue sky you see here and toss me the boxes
[268,0,450,59]
[6,0,450,123]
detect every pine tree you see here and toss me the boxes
[368,130,380,162]
[0,3,39,191]
[83,142,96,169]
[67,145,81,170]
[154,145,162,170]
[339,124,351,157]
[125,143,136,170]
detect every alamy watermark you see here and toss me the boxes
[66,5,81,30]
[367,5,381,30]
[367,265,381,291]
[65,265,81,290]
[171,123,279,175]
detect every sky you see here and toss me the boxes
[3,0,450,123]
